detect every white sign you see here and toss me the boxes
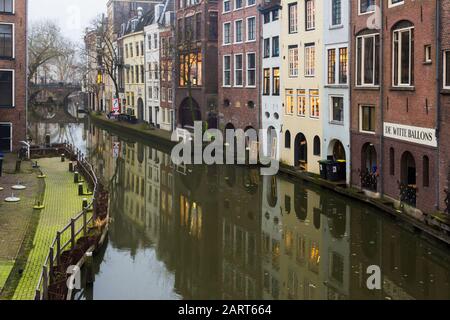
[112,98,120,113]
[383,122,437,147]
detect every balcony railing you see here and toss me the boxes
[360,172,378,192]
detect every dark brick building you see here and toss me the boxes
[175,0,219,129]
[350,0,439,214]
[0,0,27,152]
[218,0,261,131]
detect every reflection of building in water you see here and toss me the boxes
[218,167,262,300]
[261,176,282,299]
[145,146,161,243]
[30,121,87,153]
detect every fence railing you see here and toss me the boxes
[32,142,103,300]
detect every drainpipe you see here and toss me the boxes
[25,0,29,142]
[379,0,385,196]
[348,0,353,186]
[435,0,441,210]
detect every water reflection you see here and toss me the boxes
[81,123,450,300]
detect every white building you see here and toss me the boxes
[260,0,282,160]
[322,0,350,183]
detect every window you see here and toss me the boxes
[130,43,134,57]
[424,45,432,63]
[444,51,450,89]
[0,123,11,152]
[223,55,231,86]
[285,131,291,148]
[331,96,343,123]
[273,9,279,21]
[310,90,319,118]
[179,52,203,86]
[0,24,13,58]
[389,148,395,176]
[235,0,243,10]
[168,88,173,103]
[356,33,380,86]
[305,44,315,77]
[263,68,270,95]
[305,0,315,30]
[125,44,129,58]
[147,35,152,50]
[263,38,270,58]
[141,41,144,55]
[285,89,294,114]
[272,36,279,57]
[288,45,298,77]
[141,65,145,83]
[234,54,243,86]
[360,105,375,132]
[328,49,336,84]
[223,22,231,44]
[393,24,414,87]
[273,68,280,96]
[359,0,375,15]
[195,13,202,40]
[224,0,231,12]
[264,12,270,24]
[331,0,341,26]
[339,48,348,84]
[297,89,306,116]
[288,3,298,34]
[313,136,321,156]
[389,0,404,7]
[0,0,13,13]
[247,53,256,87]
[235,20,243,43]
[423,156,429,187]
[247,17,256,41]
[209,12,218,40]
[0,70,13,107]
[247,0,255,6]
[136,42,140,56]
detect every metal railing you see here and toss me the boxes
[33,142,101,300]
[360,171,378,192]
[399,183,417,208]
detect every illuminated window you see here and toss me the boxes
[309,89,319,118]
[297,89,306,116]
[285,89,294,115]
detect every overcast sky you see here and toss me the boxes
[29,0,107,43]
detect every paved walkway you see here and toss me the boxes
[12,158,87,300]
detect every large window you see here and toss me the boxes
[0,24,13,58]
[273,68,280,96]
[331,96,344,123]
[179,53,202,86]
[392,24,414,87]
[223,55,231,87]
[444,51,450,89]
[272,36,279,57]
[235,20,243,43]
[305,44,315,77]
[235,0,243,10]
[331,0,341,26]
[305,0,315,30]
[285,89,294,114]
[0,70,13,107]
[328,49,336,84]
[288,45,298,77]
[288,3,298,34]
[310,89,320,118]
[359,0,375,15]
[263,38,270,58]
[297,89,306,116]
[247,17,256,41]
[0,123,11,152]
[224,0,231,12]
[0,0,13,13]
[339,48,348,83]
[356,33,380,86]
[223,22,231,44]
[247,53,256,87]
[234,54,243,86]
[328,47,348,84]
[263,68,270,95]
[360,105,375,133]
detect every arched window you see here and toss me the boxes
[392,20,414,87]
[313,136,321,156]
[423,155,429,187]
[285,130,291,148]
[389,147,395,176]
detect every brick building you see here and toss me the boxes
[218,0,261,132]
[0,0,27,152]
[350,0,439,214]
[175,0,219,129]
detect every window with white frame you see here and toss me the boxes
[224,0,231,12]
[235,20,243,43]
[247,17,256,41]
[360,105,375,132]
[0,70,14,107]
[359,0,375,15]
[305,44,315,77]
[263,68,270,95]
[263,38,270,58]
[389,0,404,7]
[305,0,315,31]
[0,24,13,58]
[288,45,298,77]
[273,68,280,95]
[0,123,11,152]
[168,88,173,103]
[235,0,243,10]
[327,49,336,84]
[310,90,320,118]
[331,0,341,26]
[330,96,344,123]
[297,89,306,116]
[444,51,450,89]
[223,55,231,86]
[234,54,243,86]
[356,33,380,86]
[0,0,13,13]
[223,22,231,44]
[247,0,255,6]
[424,45,432,63]
[285,89,294,115]
[392,23,414,87]
[288,3,298,34]
[247,53,256,87]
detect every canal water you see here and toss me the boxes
[33,120,450,300]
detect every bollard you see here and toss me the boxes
[78,183,84,196]
[82,198,88,211]
[85,251,95,284]
[69,162,73,172]
[74,171,79,183]
[61,154,65,162]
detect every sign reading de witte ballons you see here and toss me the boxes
[383,122,437,147]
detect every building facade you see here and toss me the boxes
[280,0,324,175]
[259,0,281,159]
[218,0,261,132]
[0,0,27,152]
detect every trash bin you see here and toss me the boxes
[326,160,346,182]
[318,160,331,179]
[336,160,346,181]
